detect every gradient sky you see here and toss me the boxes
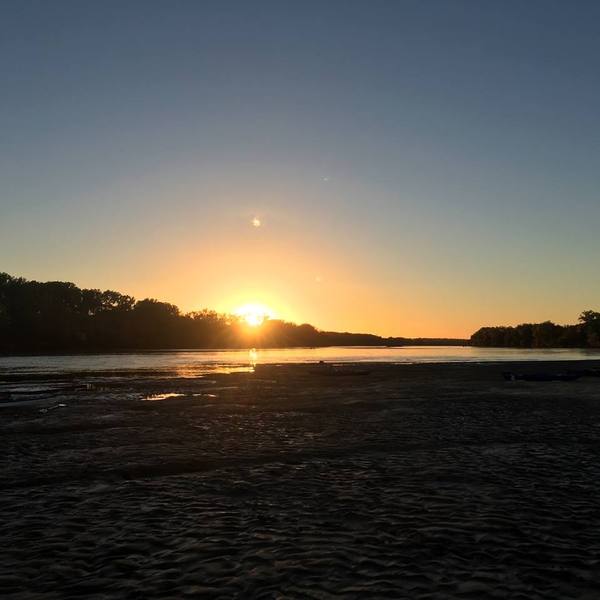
[2,1,600,337]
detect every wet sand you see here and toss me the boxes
[2,361,600,599]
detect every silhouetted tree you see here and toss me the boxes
[0,272,468,353]
[471,313,600,349]
[579,310,600,347]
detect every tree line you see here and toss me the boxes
[0,273,465,353]
[470,311,600,348]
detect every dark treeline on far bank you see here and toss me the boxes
[0,273,465,353]
[471,311,600,348]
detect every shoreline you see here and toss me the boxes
[8,342,600,358]
[0,343,471,358]
[0,342,473,355]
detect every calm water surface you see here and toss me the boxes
[2,346,600,377]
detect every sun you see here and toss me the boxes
[234,303,273,327]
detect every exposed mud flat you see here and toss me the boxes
[2,361,600,599]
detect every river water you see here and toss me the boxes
[1,346,600,377]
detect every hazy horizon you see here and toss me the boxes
[3,1,600,338]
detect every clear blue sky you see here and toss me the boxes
[2,0,599,336]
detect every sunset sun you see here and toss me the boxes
[234,303,273,327]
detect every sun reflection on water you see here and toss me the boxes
[144,392,185,401]
[249,348,258,368]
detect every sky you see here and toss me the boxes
[2,0,600,337]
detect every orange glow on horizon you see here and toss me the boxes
[87,202,572,339]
